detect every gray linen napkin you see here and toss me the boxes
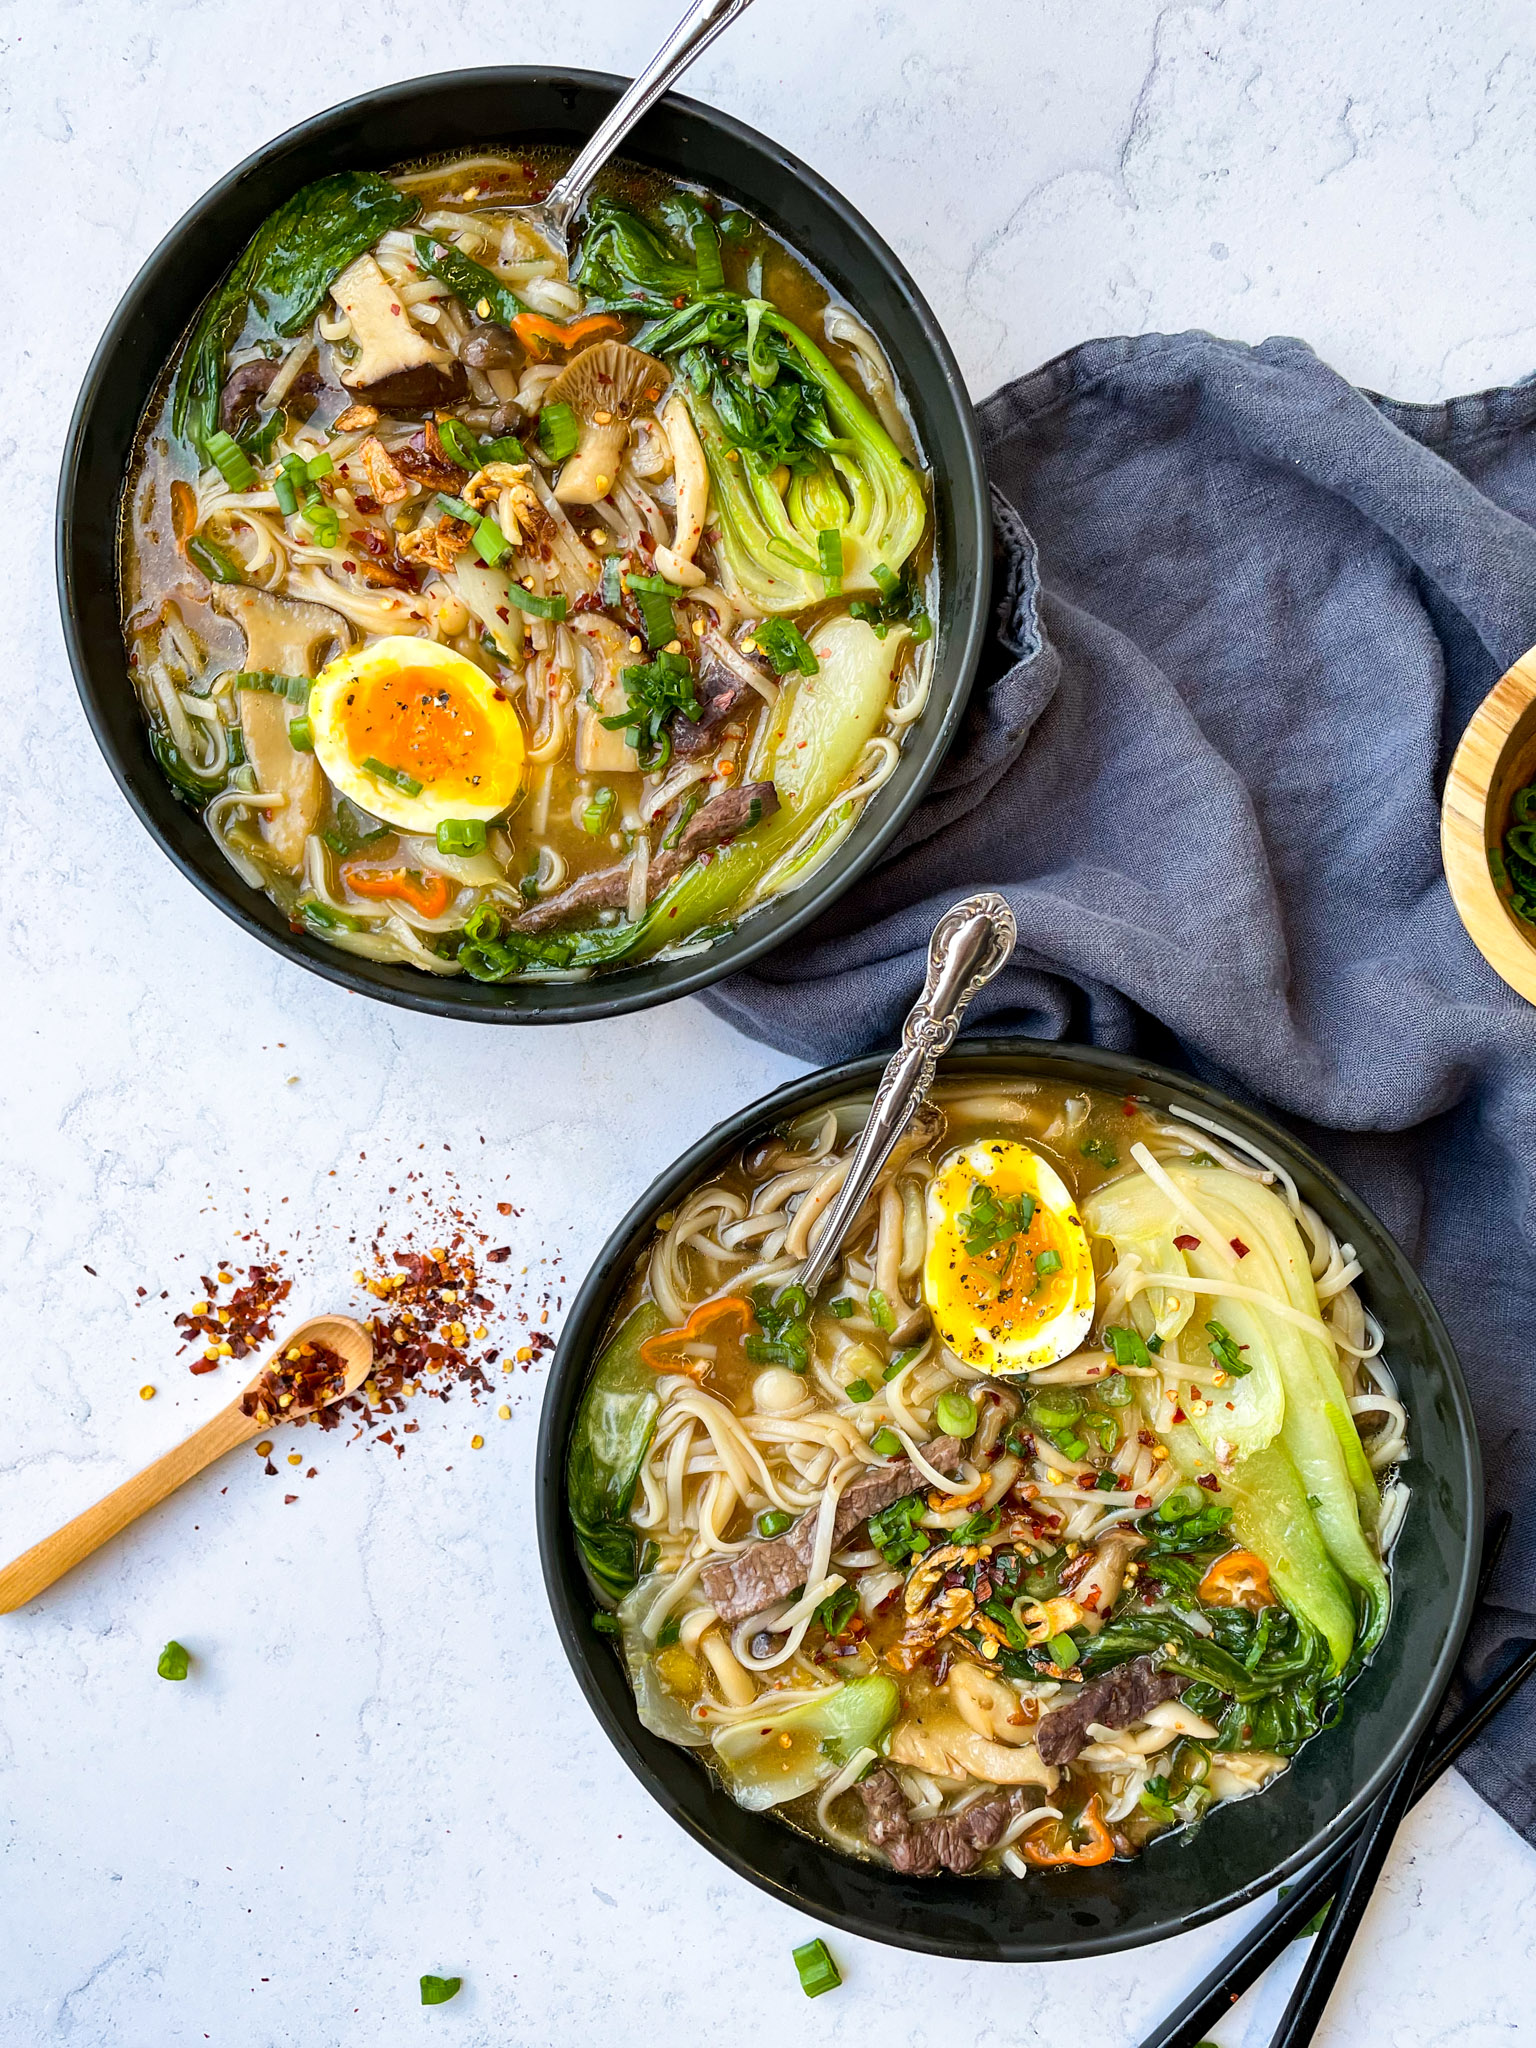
[702,331,1536,1848]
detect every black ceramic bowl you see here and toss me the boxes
[57,68,989,1026]
[537,1040,1482,1960]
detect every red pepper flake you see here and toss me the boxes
[189,1359,221,1376]
[1230,1237,1250,1258]
[284,1494,298,1504]
[1172,1407,1187,1424]
[1122,1096,1138,1117]
[486,1246,511,1263]
[1197,1473,1220,1491]
[1173,1234,1201,1251]
[1134,1494,1151,1509]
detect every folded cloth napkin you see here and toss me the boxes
[702,331,1536,1848]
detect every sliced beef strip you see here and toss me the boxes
[1034,1654,1184,1768]
[699,1435,964,1625]
[513,782,780,936]
[857,1767,1016,1876]
[667,632,772,759]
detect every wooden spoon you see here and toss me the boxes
[0,1314,372,1613]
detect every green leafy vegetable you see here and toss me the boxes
[816,1585,858,1637]
[414,232,523,325]
[626,571,685,650]
[711,1674,898,1809]
[566,1301,667,1602]
[175,172,416,456]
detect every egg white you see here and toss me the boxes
[308,636,525,834]
[923,1139,1095,1372]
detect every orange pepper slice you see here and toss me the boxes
[1197,1547,1275,1611]
[512,311,626,360]
[1019,1793,1115,1868]
[639,1296,752,1379]
[342,865,453,918]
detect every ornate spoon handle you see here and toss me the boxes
[794,892,1017,1299]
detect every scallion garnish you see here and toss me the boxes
[504,582,568,622]
[581,787,616,837]
[539,401,581,464]
[626,572,685,650]
[1046,1631,1079,1668]
[434,415,482,471]
[600,554,625,608]
[791,1939,842,1999]
[157,1640,190,1681]
[472,515,511,566]
[882,1347,919,1382]
[817,527,844,594]
[362,756,424,797]
[870,1427,902,1457]
[828,1297,855,1318]
[186,534,244,584]
[756,1509,793,1538]
[1035,1248,1063,1276]
[287,714,314,752]
[934,1389,979,1438]
[435,492,478,523]
[866,1288,895,1332]
[752,616,819,676]
[844,1377,874,1403]
[273,469,299,516]
[871,562,901,601]
[205,430,256,492]
[304,451,335,482]
[436,819,487,855]
[305,500,340,547]
[1205,1320,1252,1376]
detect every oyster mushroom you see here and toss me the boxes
[652,391,709,588]
[541,341,670,506]
[570,613,640,775]
[212,588,354,873]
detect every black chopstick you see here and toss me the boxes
[1135,1633,1536,2048]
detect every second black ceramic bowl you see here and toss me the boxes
[537,1040,1481,1960]
[57,68,990,1025]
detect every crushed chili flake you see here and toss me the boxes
[1173,1234,1201,1251]
[1196,1472,1221,1491]
[240,1340,348,1427]
[1230,1237,1250,1257]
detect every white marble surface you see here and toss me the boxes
[3,1,1535,2041]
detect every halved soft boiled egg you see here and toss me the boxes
[307,637,525,834]
[923,1140,1095,1373]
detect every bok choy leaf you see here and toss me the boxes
[567,1301,666,1602]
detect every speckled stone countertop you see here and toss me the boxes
[3,2,1534,2041]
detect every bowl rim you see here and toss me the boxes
[55,65,992,1027]
[1441,640,1536,1007]
[536,1035,1483,1960]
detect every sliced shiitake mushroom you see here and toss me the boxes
[541,341,670,506]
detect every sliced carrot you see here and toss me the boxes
[1197,1547,1275,1611]
[1019,1794,1115,1868]
[639,1295,752,1378]
[342,865,452,918]
[512,311,626,359]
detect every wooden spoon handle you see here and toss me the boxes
[0,1402,258,1613]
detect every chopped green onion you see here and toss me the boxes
[581,787,616,837]
[817,528,844,595]
[186,534,244,584]
[752,616,820,676]
[870,1427,902,1457]
[304,451,335,482]
[481,433,526,465]
[1035,1248,1063,1276]
[1099,1371,1134,1406]
[660,787,701,849]
[1055,1433,1087,1461]
[909,612,933,643]
[504,582,568,622]
[1046,1632,1079,1668]
[419,1976,462,2007]
[287,714,314,751]
[871,562,901,601]
[867,1288,895,1332]
[239,408,286,463]
[436,818,487,855]
[656,1615,682,1648]
[627,572,685,650]
[600,554,625,608]
[305,500,340,547]
[828,1297,855,1318]
[1147,1332,1164,1354]
[815,1584,858,1637]
[792,1938,842,1999]
[298,898,365,934]
[1205,1320,1252,1377]
[362,756,424,797]
[435,492,478,523]
[205,429,256,492]
[539,401,581,464]
[1104,1324,1151,1370]
[844,1377,875,1404]
[591,1611,621,1635]
[434,415,482,470]
[157,1640,190,1681]
[1157,1488,1203,1523]
[230,670,308,701]
[756,1509,793,1538]
[273,469,299,516]
[883,1347,919,1382]
[935,1390,979,1438]
[473,515,511,566]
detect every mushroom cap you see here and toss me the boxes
[542,340,670,422]
[212,585,355,676]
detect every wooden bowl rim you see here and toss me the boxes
[1440,645,1536,1006]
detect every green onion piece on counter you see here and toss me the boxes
[362,756,424,797]
[157,1640,190,1681]
[473,516,511,566]
[581,787,616,837]
[883,1347,919,1382]
[273,469,299,517]
[752,616,820,676]
[871,561,901,601]
[870,1427,902,1457]
[186,534,244,584]
[304,451,335,481]
[600,554,625,608]
[434,416,482,470]
[656,1615,682,1648]
[934,1389,979,1438]
[817,527,844,594]
[419,1976,462,2007]
[504,582,568,622]
[828,1296,855,1318]
[590,1611,620,1635]
[844,1378,874,1404]
[539,401,581,464]
[204,429,256,492]
[306,501,340,547]
[287,714,314,752]
[756,1509,793,1538]
[792,1939,842,1999]
[1035,1248,1063,1276]
[436,818,487,855]
[1046,1632,1079,1669]
[867,1288,895,1332]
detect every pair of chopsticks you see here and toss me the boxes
[1140,1511,1535,2048]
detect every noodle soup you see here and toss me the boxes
[119,151,933,982]
[567,1079,1407,1877]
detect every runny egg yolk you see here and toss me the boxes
[923,1140,1095,1372]
[339,665,497,806]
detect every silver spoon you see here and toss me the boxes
[509,0,756,264]
[793,892,1019,1301]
